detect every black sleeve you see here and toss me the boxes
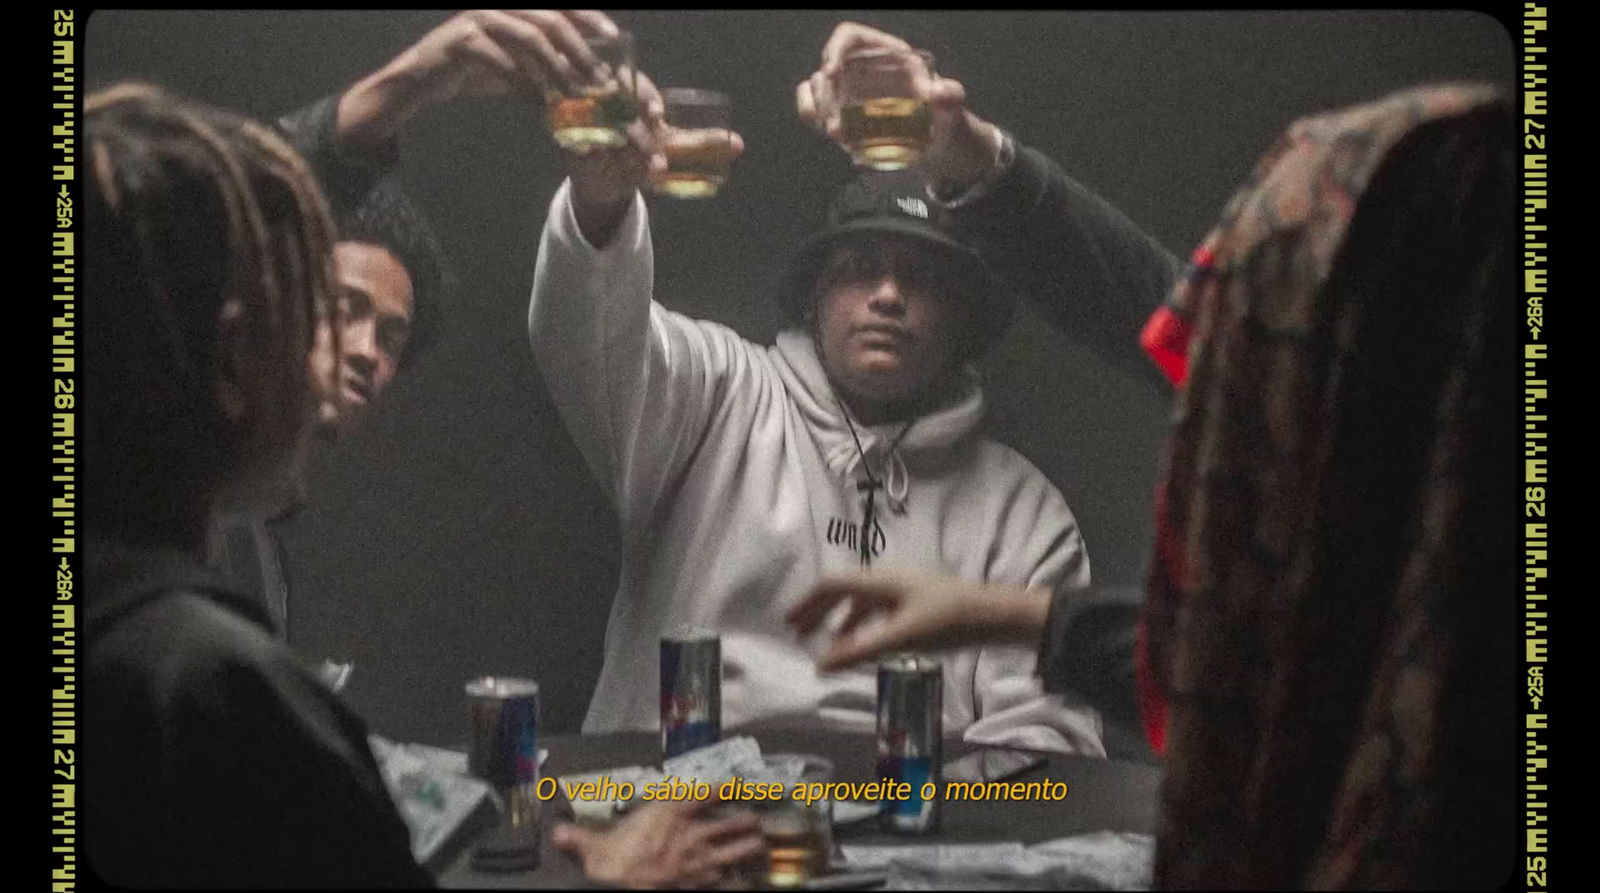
[277,94,401,220]
[1036,583,1143,728]
[167,649,433,888]
[953,140,1182,393]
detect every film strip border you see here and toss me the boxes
[50,10,79,892]
[36,7,1554,892]
[1521,4,1549,892]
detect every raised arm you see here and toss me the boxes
[279,10,623,216]
[527,66,753,532]
[795,20,1181,390]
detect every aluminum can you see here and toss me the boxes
[466,676,542,870]
[660,631,722,758]
[467,676,541,788]
[876,655,943,833]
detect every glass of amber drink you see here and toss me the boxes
[650,88,738,199]
[750,754,835,888]
[545,30,639,155]
[837,48,936,171]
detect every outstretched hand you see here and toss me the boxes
[786,570,1051,671]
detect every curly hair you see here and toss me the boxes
[336,176,452,361]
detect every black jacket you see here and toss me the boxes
[209,95,404,639]
[84,538,432,888]
[956,140,1181,394]
[949,138,1179,755]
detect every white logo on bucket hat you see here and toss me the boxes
[894,196,929,219]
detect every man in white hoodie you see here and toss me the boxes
[529,43,1105,758]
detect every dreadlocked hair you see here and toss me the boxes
[84,82,338,546]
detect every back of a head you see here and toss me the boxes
[84,83,337,546]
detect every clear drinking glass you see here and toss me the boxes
[836,48,936,170]
[650,88,737,199]
[753,754,836,888]
[546,30,640,155]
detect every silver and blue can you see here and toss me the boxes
[466,677,541,870]
[467,676,541,788]
[660,631,722,758]
[876,655,943,834]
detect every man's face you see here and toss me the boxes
[310,241,415,436]
[813,236,969,412]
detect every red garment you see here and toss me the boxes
[1133,255,1201,756]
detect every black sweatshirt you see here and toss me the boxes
[84,538,432,888]
[949,137,1179,748]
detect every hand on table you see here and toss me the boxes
[552,795,765,889]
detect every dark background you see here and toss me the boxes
[85,9,1512,746]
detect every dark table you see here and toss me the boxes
[437,722,1161,889]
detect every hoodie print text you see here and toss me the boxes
[826,516,887,559]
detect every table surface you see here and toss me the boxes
[437,720,1162,889]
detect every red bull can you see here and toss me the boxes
[466,677,541,870]
[660,631,721,758]
[876,655,942,834]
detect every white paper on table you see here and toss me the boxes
[558,736,820,823]
[661,735,765,784]
[831,800,882,825]
[841,842,1028,872]
[865,833,1155,891]
[557,765,666,823]
[1022,832,1155,890]
[367,736,551,865]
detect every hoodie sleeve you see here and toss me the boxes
[958,468,1105,756]
[946,135,1181,394]
[529,179,765,535]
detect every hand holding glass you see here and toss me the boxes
[545,30,639,155]
[837,48,936,171]
[650,88,737,199]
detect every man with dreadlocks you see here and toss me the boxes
[527,20,1179,755]
[84,80,769,892]
[82,83,432,888]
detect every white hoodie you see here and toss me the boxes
[529,181,1104,756]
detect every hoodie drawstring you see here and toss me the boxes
[882,450,909,513]
[840,408,915,568]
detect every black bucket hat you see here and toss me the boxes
[775,169,1016,358]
